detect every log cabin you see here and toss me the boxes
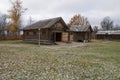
[23,17,71,44]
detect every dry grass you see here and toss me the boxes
[0,40,120,80]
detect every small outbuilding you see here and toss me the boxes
[96,30,120,40]
[69,25,93,42]
[23,17,70,44]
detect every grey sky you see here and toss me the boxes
[0,0,120,26]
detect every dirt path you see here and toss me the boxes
[0,42,86,49]
[44,42,86,49]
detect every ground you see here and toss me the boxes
[0,40,120,80]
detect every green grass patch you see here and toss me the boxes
[0,40,120,80]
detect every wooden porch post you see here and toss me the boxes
[54,32,56,42]
[38,28,41,46]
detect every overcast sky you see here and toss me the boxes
[0,0,120,26]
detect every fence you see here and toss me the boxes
[0,34,23,40]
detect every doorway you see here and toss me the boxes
[51,32,62,42]
[56,32,62,41]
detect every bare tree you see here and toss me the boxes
[0,14,9,39]
[0,14,9,30]
[8,0,27,32]
[113,24,120,30]
[0,15,3,29]
[101,16,113,30]
[70,14,90,26]
[28,16,34,25]
[0,14,10,30]
[93,26,98,33]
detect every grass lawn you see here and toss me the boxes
[0,40,120,80]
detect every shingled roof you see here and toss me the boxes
[69,25,93,32]
[23,17,67,30]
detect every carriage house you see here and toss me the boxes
[23,17,71,44]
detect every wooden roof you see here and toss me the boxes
[23,17,67,30]
[69,25,93,32]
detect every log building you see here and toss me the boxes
[23,17,72,44]
[23,17,93,44]
[69,25,93,42]
[96,30,120,40]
